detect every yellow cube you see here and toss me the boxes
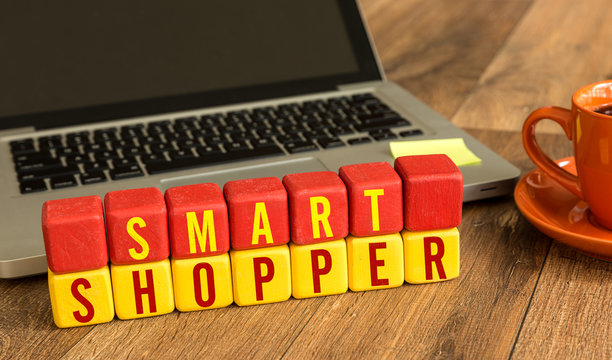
[171,254,233,312]
[48,266,115,328]
[230,245,291,306]
[110,259,175,319]
[290,239,348,299]
[402,228,460,284]
[346,233,404,291]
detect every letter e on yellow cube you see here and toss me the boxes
[346,233,404,291]
[171,254,233,312]
[402,228,459,284]
[48,266,115,328]
[290,239,348,299]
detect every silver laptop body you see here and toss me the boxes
[0,1,519,277]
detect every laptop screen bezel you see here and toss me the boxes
[0,0,382,131]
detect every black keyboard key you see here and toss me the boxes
[400,129,424,137]
[18,164,79,181]
[10,139,35,155]
[38,136,63,150]
[284,141,318,154]
[13,150,52,164]
[195,145,223,157]
[140,152,168,165]
[146,145,284,174]
[93,128,118,142]
[83,160,110,172]
[111,157,138,168]
[50,175,78,189]
[19,179,47,194]
[347,137,372,145]
[16,158,63,173]
[225,141,250,152]
[318,137,345,149]
[80,171,107,185]
[354,118,410,132]
[370,129,398,141]
[169,149,196,160]
[92,149,120,161]
[330,126,355,136]
[109,164,144,180]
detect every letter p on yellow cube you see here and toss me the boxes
[402,228,460,284]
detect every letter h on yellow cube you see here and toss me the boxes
[110,259,175,319]
[401,228,460,284]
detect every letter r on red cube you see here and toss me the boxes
[104,187,170,265]
[394,154,463,231]
[223,177,290,250]
[282,171,348,245]
[165,183,230,258]
[42,195,108,273]
[339,162,403,236]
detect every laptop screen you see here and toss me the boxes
[0,0,381,130]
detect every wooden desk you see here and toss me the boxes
[1,0,611,358]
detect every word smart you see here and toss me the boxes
[43,154,462,328]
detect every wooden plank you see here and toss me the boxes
[511,244,612,359]
[0,275,92,359]
[60,298,324,358]
[359,0,533,119]
[451,0,612,133]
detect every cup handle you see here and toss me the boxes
[522,106,583,199]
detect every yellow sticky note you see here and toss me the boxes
[389,138,482,166]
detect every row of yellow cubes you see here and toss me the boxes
[49,228,459,328]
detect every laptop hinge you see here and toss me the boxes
[337,80,385,92]
[0,126,36,137]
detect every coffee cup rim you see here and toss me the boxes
[572,79,612,118]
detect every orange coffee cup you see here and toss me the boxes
[523,80,612,229]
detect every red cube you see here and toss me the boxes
[104,187,169,264]
[223,177,289,250]
[394,154,463,231]
[165,183,230,258]
[42,195,108,273]
[282,171,348,245]
[339,162,403,236]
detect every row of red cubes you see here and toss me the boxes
[42,154,462,274]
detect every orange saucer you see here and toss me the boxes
[514,157,612,261]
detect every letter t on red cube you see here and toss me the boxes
[339,162,403,236]
[104,187,169,265]
[223,177,289,250]
[42,195,108,273]
[394,154,463,231]
[282,171,348,244]
[165,183,230,258]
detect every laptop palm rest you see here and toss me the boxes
[160,157,329,190]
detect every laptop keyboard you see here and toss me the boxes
[10,93,423,194]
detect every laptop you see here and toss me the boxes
[0,0,519,278]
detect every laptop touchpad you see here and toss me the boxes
[160,157,329,190]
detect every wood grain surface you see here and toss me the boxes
[1,0,611,359]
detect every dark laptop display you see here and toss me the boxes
[0,0,379,129]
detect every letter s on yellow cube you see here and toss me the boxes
[48,266,115,328]
[402,228,460,284]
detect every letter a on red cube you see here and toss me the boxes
[105,187,170,265]
[282,171,348,245]
[223,177,289,250]
[394,154,463,231]
[42,195,108,273]
[339,162,403,236]
[165,183,230,258]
